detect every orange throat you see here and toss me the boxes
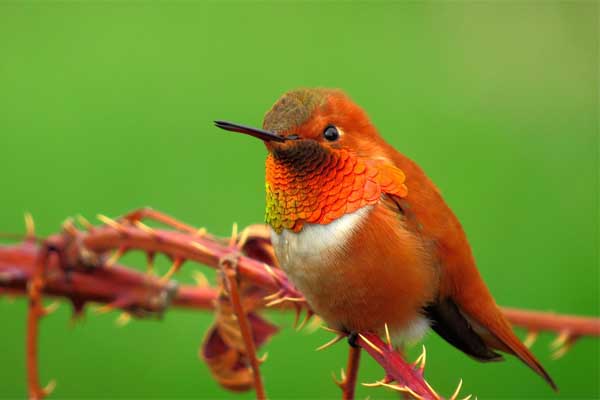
[264,141,408,233]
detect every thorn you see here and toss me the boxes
[190,241,211,254]
[62,218,79,236]
[263,289,283,302]
[449,379,464,400]
[146,252,155,275]
[414,345,427,371]
[292,306,302,329]
[191,270,209,287]
[340,367,346,382]
[262,263,280,284]
[265,296,304,308]
[134,220,157,237]
[358,334,384,355]
[296,310,312,332]
[551,337,577,360]
[550,331,570,349]
[97,214,127,233]
[116,312,132,326]
[375,382,424,400]
[95,304,116,314]
[305,315,323,334]
[41,379,57,397]
[161,257,184,281]
[24,212,35,239]
[384,323,392,348]
[258,352,269,363]
[362,379,386,388]
[523,331,538,348]
[94,298,129,314]
[424,377,440,399]
[236,227,251,250]
[461,395,473,400]
[229,222,238,247]
[43,301,60,316]
[195,227,207,237]
[401,386,425,400]
[321,325,345,335]
[76,215,95,231]
[105,245,127,268]
[332,369,345,388]
[316,334,345,351]
[551,346,569,360]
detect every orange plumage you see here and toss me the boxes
[215,88,556,390]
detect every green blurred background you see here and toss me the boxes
[0,1,597,399]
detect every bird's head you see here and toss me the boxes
[216,88,403,233]
[216,88,385,162]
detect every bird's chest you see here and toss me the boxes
[270,207,371,298]
[269,201,435,345]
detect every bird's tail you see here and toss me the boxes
[486,315,557,391]
[463,303,558,391]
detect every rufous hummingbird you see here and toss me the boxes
[215,88,556,390]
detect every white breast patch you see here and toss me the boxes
[270,206,373,277]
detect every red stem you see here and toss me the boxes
[342,346,361,400]
[356,333,438,399]
[26,245,49,400]
[221,258,266,400]
[502,307,600,337]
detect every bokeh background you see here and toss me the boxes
[1,2,597,399]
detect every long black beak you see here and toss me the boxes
[214,120,288,142]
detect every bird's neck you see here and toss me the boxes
[265,145,373,233]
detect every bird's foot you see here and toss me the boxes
[347,331,360,348]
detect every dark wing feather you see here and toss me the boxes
[424,298,503,362]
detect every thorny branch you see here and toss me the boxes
[1,209,598,400]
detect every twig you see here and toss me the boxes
[26,244,55,400]
[221,256,266,400]
[502,307,600,337]
[356,333,439,400]
[341,345,361,400]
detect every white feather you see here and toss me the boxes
[270,206,372,279]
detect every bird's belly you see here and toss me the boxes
[270,204,436,346]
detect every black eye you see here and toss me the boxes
[323,125,339,141]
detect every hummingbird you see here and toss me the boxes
[215,88,556,390]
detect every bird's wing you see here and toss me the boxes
[373,159,557,390]
[382,193,504,362]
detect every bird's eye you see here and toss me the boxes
[323,125,339,141]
